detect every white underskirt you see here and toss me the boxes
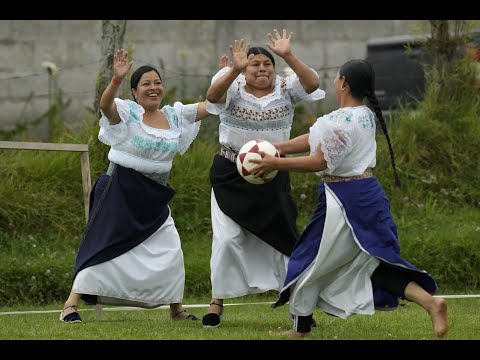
[73,213,185,308]
[289,185,380,318]
[210,189,289,299]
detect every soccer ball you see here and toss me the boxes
[236,140,280,184]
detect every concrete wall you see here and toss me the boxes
[0,20,423,139]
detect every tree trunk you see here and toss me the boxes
[427,20,467,91]
[93,20,127,117]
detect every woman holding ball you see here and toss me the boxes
[202,28,325,328]
[250,59,447,338]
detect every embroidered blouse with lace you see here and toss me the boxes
[98,98,201,183]
[308,105,377,178]
[206,66,325,153]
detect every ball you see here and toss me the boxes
[236,139,280,184]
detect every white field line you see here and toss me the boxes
[0,301,274,316]
[0,295,479,316]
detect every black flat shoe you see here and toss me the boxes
[202,313,221,328]
[59,305,82,323]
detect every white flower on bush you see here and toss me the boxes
[41,61,58,78]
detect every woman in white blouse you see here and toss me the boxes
[251,59,448,338]
[59,48,209,323]
[202,29,325,328]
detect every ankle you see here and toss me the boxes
[63,304,78,312]
[169,305,184,318]
[208,301,224,315]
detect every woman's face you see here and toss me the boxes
[132,70,164,111]
[243,54,275,90]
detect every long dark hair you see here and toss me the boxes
[339,59,401,187]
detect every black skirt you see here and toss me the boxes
[74,164,175,281]
[210,154,299,256]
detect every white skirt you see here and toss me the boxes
[289,185,380,318]
[73,213,185,308]
[210,189,289,299]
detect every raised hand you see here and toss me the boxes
[229,39,253,72]
[266,29,293,58]
[218,54,232,69]
[113,48,133,80]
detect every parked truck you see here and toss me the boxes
[365,33,480,111]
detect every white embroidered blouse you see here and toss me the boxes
[309,105,377,177]
[98,98,201,180]
[206,66,326,151]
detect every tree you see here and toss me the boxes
[93,20,127,117]
[426,20,468,93]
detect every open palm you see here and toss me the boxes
[113,48,133,80]
[267,29,293,57]
[229,39,252,71]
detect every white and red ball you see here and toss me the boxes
[236,140,280,184]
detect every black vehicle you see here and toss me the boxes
[366,33,480,111]
[365,35,431,111]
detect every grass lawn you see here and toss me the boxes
[0,295,479,340]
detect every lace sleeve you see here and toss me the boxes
[309,117,353,174]
[285,68,326,103]
[98,98,134,146]
[205,66,240,114]
[172,102,201,155]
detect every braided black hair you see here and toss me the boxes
[339,60,401,187]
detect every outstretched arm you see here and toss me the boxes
[251,145,327,177]
[206,39,252,103]
[99,48,133,125]
[266,29,320,94]
[193,54,232,121]
[274,133,311,155]
[195,101,210,121]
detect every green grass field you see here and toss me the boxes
[1,295,479,340]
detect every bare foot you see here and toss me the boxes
[429,298,448,337]
[268,329,310,338]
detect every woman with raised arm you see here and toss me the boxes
[202,29,325,328]
[59,48,210,323]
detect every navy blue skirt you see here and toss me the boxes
[274,177,437,310]
[74,164,175,283]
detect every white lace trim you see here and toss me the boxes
[286,70,326,101]
[139,108,181,139]
[320,127,351,173]
[237,74,283,109]
[173,102,202,155]
[98,98,131,146]
[309,116,352,174]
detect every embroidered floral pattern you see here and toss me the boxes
[358,114,375,129]
[127,101,141,123]
[230,104,291,121]
[131,135,179,153]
